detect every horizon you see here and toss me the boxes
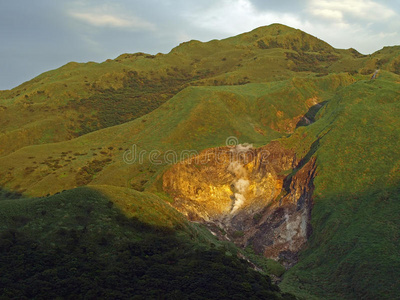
[1,0,399,90]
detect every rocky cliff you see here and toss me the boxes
[163,141,316,267]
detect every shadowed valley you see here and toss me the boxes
[1,24,400,299]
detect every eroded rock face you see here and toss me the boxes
[163,141,316,267]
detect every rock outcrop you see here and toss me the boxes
[163,141,316,267]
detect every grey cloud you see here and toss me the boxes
[249,0,306,13]
[1,0,399,90]
[0,0,96,89]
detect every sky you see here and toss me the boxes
[1,0,399,90]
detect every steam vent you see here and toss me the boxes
[164,141,316,267]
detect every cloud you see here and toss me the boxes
[1,0,400,90]
[176,32,191,44]
[249,0,304,13]
[309,8,343,22]
[70,11,156,30]
[186,0,302,36]
[301,0,400,53]
[308,0,396,22]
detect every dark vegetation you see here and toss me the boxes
[0,231,293,299]
[0,187,23,201]
[393,59,400,74]
[66,69,214,136]
[1,24,400,300]
[0,189,294,299]
[279,77,400,299]
[283,186,400,299]
[75,158,113,186]
[286,52,339,73]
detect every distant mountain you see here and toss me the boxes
[1,23,399,156]
[1,23,400,299]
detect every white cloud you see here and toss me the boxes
[302,0,400,53]
[309,8,343,22]
[181,0,399,54]
[309,0,396,22]
[378,31,397,39]
[69,10,156,31]
[186,0,303,36]
[176,32,191,44]
[2,0,400,90]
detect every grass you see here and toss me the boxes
[0,74,354,196]
[1,24,396,157]
[1,23,400,299]
[279,73,400,299]
[0,186,295,299]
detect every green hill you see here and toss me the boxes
[0,186,294,299]
[1,23,400,299]
[277,71,400,299]
[1,24,397,157]
[0,73,354,196]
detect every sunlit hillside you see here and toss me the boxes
[1,24,400,299]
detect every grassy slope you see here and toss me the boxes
[0,186,211,247]
[0,187,294,299]
[279,71,400,299]
[0,73,354,197]
[0,24,303,156]
[2,23,396,157]
[1,24,400,299]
